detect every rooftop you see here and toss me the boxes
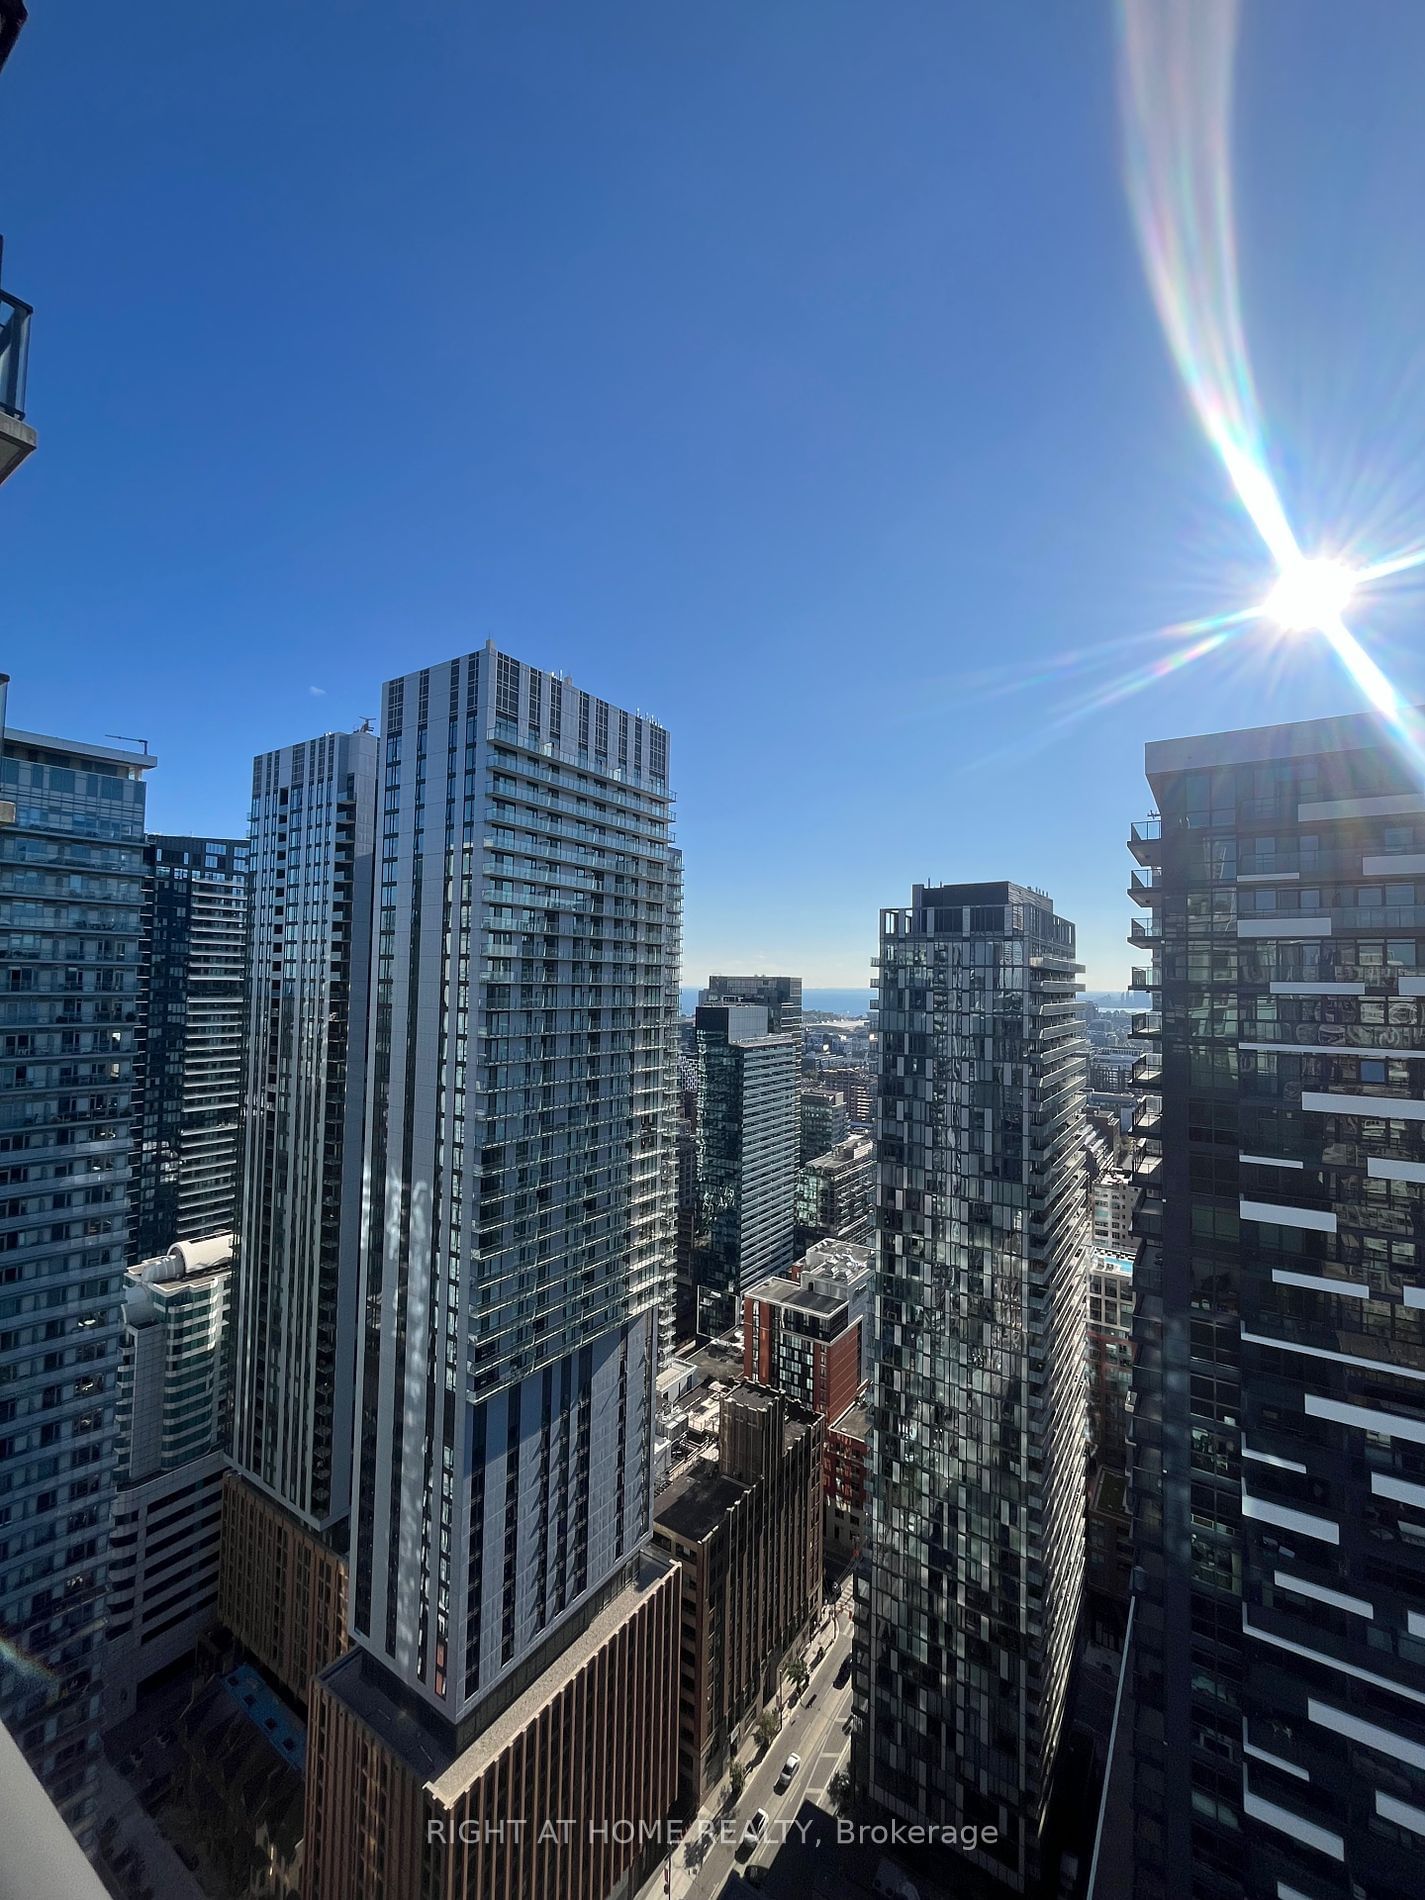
[2,726,157,773]
[428,1553,677,1806]
[749,1276,843,1322]
[1145,706,1406,775]
[221,1665,306,1774]
[318,1553,681,1795]
[654,1463,748,1543]
[913,879,1056,912]
[804,1135,875,1176]
[1092,1250,1135,1278]
[829,1400,870,1443]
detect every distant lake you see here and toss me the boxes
[679,986,872,1018]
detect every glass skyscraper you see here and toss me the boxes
[1126,711,1425,1900]
[229,729,379,1534]
[702,973,803,1040]
[131,833,248,1259]
[0,723,156,1849]
[691,1000,799,1338]
[858,880,1088,1893]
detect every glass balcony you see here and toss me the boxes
[0,284,32,418]
[1131,1050,1162,1089]
[0,277,36,486]
[1128,815,1161,865]
[1128,868,1159,906]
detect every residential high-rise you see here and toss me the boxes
[305,644,682,1900]
[796,1129,875,1244]
[1124,711,1425,1900]
[220,727,378,1700]
[0,721,156,1850]
[1088,1251,1134,1468]
[800,1084,850,1163]
[858,880,1088,1893]
[132,834,249,1259]
[691,1001,798,1337]
[674,1101,698,1342]
[105,1234,232,1725]
[702,972,803,1041]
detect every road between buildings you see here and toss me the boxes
[641,1618,855,1900]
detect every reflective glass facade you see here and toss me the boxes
[231,730,379,1533]
[1128,713,1425,1900]
[0,727,154,1849]
[132,834,248,1258]
[691,1002,799,1338]
[858,880,1088,1893]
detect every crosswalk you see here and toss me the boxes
[804,1685,852,1801]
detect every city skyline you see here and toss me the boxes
[10,3,1425,991]
[8,5,1425,1897]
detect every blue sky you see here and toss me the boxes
[7,1,1425,986]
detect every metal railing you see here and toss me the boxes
[0,285,32,420]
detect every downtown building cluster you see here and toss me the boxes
[3,26,1425,1890]
[4,331,1425,1899]
[5,611,1422,1900]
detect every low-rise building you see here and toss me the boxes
[824,1399,869,1568]
[1090,1159,1135,1253]
[218,1476,349,1707]
[105,1234,233,1727]
[652,1385,823,1813]
[742,1239,870,1420]
[176,1664,306,1900]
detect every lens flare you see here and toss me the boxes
[1263,557,1357,633]
[1117,0,1425,777]
[0,1633,57,1689]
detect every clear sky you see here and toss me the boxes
[7,2,1425,987]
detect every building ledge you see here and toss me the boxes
[0,408,36,486]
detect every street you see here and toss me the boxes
[641,1607,855,1900]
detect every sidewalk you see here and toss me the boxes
[640,1614,853,1900]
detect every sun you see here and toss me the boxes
[1262,555,1358,633]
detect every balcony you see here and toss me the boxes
[1128,916,1162,949]
[1132,1190,1163,1243]
[1132,1149,1162,1191]
[1128,868,1158,907]
[1127,815,1161,865]
[0,264,36,486]
[1131,1050,1162,1090]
